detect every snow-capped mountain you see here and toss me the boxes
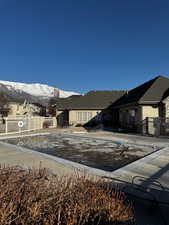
[0,80,80,105]
[0,80,79,98]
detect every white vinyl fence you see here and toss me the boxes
[0,116,57,135]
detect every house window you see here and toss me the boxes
[76,112,93,121]
[87,112,92,120]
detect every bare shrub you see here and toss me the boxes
[0,166,134,225]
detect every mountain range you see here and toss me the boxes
[0,80,80,105]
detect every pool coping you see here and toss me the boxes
[0,131,164,148]
[0,131,166,177]
[0,140,112,178]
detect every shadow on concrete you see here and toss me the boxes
[105,161,169,225]
[83,106,120,132]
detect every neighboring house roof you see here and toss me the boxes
[112,76,169,107]
[54,91,126,110]
[53,95,82,110]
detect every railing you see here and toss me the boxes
[0,116,57,135]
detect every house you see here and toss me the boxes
[53,91,126,127]
[53,75,169,135]
[111,76,169,134]
[0,93,10,118]
[7,100,44,117]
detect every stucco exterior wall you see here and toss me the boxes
[141,106,159,135]
[141,105,159,120]
[69,110,101,126]
[8,103,40,117]
[8,103,19,116]
[8,103,28,116]
[164,102,169,117]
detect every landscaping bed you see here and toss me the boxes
[0,166,134,225]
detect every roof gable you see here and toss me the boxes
[139,76,169,103]
[113,76,169,107]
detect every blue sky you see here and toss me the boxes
[0,0,169,93]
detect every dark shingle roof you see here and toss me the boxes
[112,76,169,107]
[53,95,82,110]
[54,91,126,110]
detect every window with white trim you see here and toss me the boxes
[76,112,93,121]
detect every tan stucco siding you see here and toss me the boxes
[69,110,101,126]
[141,106,159,120]
[141,106,159,135]
[8,103,40,117]
[162,97,169,117]
[165,102,169,117]
[8,103,22,116]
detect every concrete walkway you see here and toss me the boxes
[0,142,73,176]
[110,146,169,203]
[76,130,169,148]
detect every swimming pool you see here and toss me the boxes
[2,133,154,171]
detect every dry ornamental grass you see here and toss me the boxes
[0,166,134,225]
